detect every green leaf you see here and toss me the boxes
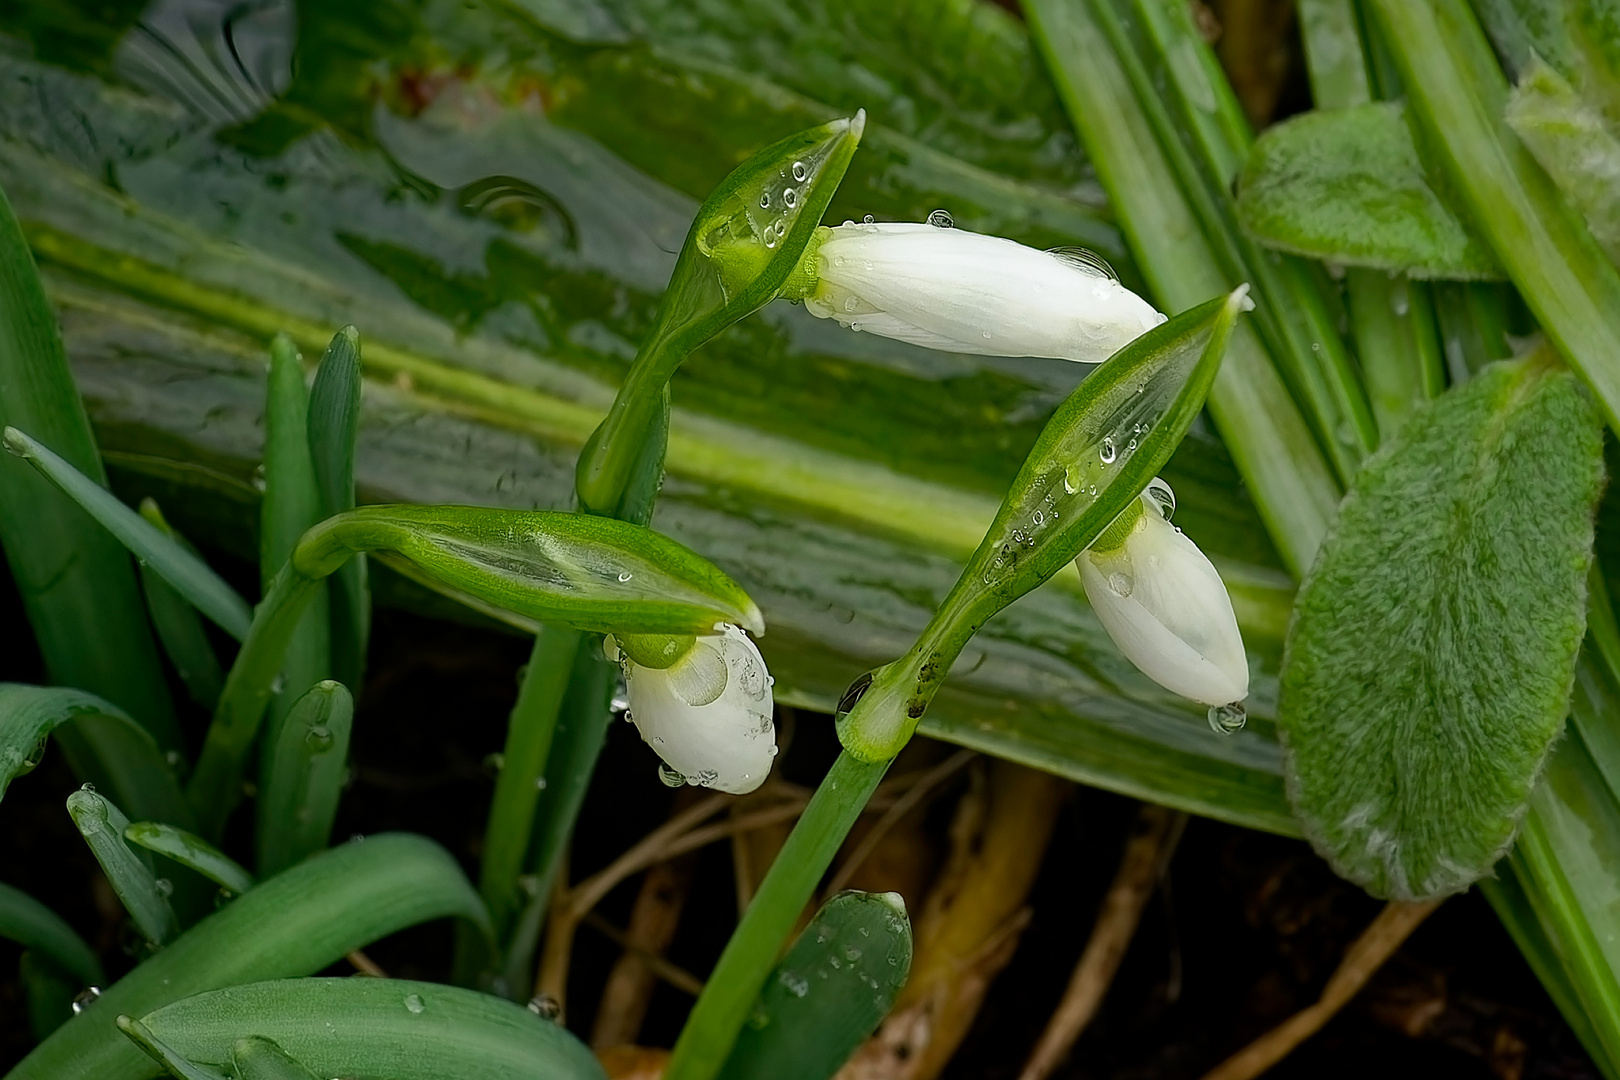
[1505,57,1620,266]
[0,881,103,987]
[67,788,181,947]
[2,428,252,641]
[717,891,912,1080]
[1279,353,1606,899]
[138,501,227,710]
[126,978,607,1080]
[118,1017,231,1080]
[294,505,765,638]
[254,680,353,878]
[305,327,369,694]
[1236,102,1505,280]
[9,833,492,1080]
[20,951,81,1042]
[0,683,193,829]
[124,823,256,899]
[0,180,180,749]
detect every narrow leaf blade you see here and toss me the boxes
[124,822,256,898]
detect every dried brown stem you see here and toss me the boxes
[582,909,705,998]
[1198,899,1443,1080]
[1018,803,1186,1080]
[345,949,387,978]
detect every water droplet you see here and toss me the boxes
[844,297,858,312]
[830,957,842,969]
[844,945,863,962]
[926,208,954,228]
[305,725,333,752]
[766,745,779,757]
[779,971,810,997]
[657,762,686,787]
[863,214,875,224]
[759,192,771,209]
[783,187,798,209]
[402,993,426,1015]
[527,994,561,1020]
[817,924,836,944]
[71,987,101,1014]
[617,570,633,582]
[535,777,548,791]
[154,878,173,898]
[835,671,875,719]
[78,782,95,795]
[483,752,505,774]
[764,232,777,249]
[792,160,808,182]
[1207,702,1247,735]
[1390,281,1411,317]
[1144,477,1176,520]
[1062,467,1080,495]
[1100,437,1117,464]
[981,330,992,340]
[1108,572,1133,598]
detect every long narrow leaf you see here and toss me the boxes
[138,501,227,711]
[67,789,180,948]
[254,681,352,878]
[9,833,492,1080]
[0,881,103,987]
[306,327,369,694]
[124,823,256,898]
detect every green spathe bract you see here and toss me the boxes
[837,288,1248,761]
[124,978,606,1080]
[293,504,763,637]
[1279,353,1606,900]
[717,891,912,1080]
[576,112,866,516]
[1236,102,1505,280]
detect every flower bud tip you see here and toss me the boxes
[1229,283,1255,313]
[849,108,867,141]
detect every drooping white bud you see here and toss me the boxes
[800,220,1165,362]
[618,624,776,794]
[1076,488,1248,708]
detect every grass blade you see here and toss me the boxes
[20,952,81,1041]
[138,500,226,711]
[9,833,491,1080]
[0,881,103,987]
[255,681,352,878]
[124,822,256,898]
[305,326,368,695]
[67,788,180,948]
[1,427,252,641]
[0,184,180,748]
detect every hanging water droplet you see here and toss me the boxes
[78,782,95,795]
[759,192,771,209]
[791,160,808,182]
[305,725,333,751]
[766,744,779,758]
[835,671,875,720]
[1144,476,1176,520]
[783,187,798,208]
[1100,437,1117,464]
[657,762,686,787]
[926,208,954,228]
[71,987,101,1014]
[528,994,562,1020]
[1108,572,1133,597]
[1207,702,1247,735]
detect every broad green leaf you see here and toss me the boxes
[2,428,252,640]
[254,680,352,878]
[124,823,256,898]
[1506,58,1620,266]
[717,891,912,1080]
[138,501,227,710]
[1279,354,1606,899]
[0,179,180,748]
[128,978,607,1080]
[294,505,765,637]
[0,0,1306,835]
[1236,102,1505,280]
[0,881,103,987]
[305,327,369,694]
[68,788,180,947]
[0,684,193,829]
[9,833,492,1080]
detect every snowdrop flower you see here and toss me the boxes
[610,624,776,794]
[794,216,1165,362]
[1077,481,1249,719]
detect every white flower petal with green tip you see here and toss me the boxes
[804,221,1165,362]
[624,624,776,794]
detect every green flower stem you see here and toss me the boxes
[1366,0,1620,438]
[188,566,325,837]
[478,625,582,941]
[664,751,889,1080]
[1026,0,1342,578]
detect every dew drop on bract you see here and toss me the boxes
[657,762,686,787]
[403,993,425,1015]
[1208,702,1246,735]
[617,571,633,582]
[760,192,771,209]
[1100,437,1117,464]
[783,187,798,208]
[792,160,808,182]
[78,782,95,795]
[305,725,333,751]
[926,208,954,228]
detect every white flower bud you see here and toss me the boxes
[619,624,776,794]
[801,220,1165,362]
[1077,492,1248,708]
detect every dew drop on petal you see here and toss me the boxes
[926,208,954,228]
[1108,572,1133,598]
[657,762,686,787]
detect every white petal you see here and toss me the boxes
[1077,509,1249,706]
[807,222,1165,362]
[627,625,776,794]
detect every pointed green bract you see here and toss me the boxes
[68,789,180,948]
[254,680,353,878]
[1280,354,1605,899]
[127,979,606,1080]
[124,822,256,898]
[294,504,764,637]
[717,891,912,1080]
[1236,102,1504,279]
[305,327,369,694]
